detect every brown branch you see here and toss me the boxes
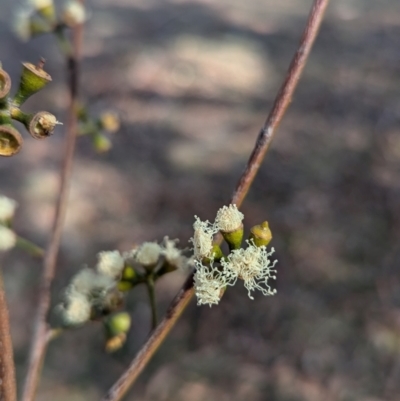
[102,0,330,400]
[21,8,85,401]
[0,272,16,401]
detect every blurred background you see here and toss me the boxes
[1,0,400,400]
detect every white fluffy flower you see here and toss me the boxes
[190,216,218,260]
[96,250,124,279]
[0,226,17,251]
[69,268,114,298]
[0,196,18,222]
[62,0,86,26]
[221,242,277,299]
[214,204,244,233]
[135,242,162,267]
[59,291,91,327]
[161,236,191,271]
[193,261,230,307]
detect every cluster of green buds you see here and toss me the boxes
[13,0,86,42]
[190,204,277,306]
[0,195,18,252]
[0,60,60,157]
[76,104,120,153]
[55,237,191,351]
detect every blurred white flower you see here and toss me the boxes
[13,5,34,41]
[96,250,124,279]
[134,242,162,267]
[69,268,114,298]
[0,195,18,222]
[161,236,191,271]
[59,290,91,327]
[62,0,86,27]
[0,226,17,252]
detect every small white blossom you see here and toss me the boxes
[59,291,91,326]
[96,250,124,279]
[0,226,17,252]
[69,268,114,298]
[62,0,86,27]
[13,7,34,41]
[215,204,244,233]
[135,242,162,266]
[0,196,18,222]
[190,216,218,260]
[161,236,191,271]
[162,237,181,261]
[193,260,230,307]
[122,248,137,263]
[221,241,277,300]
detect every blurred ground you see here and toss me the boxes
[1,0,400,400]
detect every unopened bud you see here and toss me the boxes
[249,221,272,247]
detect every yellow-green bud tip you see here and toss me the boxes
[249,221,272,247]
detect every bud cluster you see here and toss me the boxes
[190,204,277,306]
[0,61,60,157]
[77,105,120,153]
[13,0,87,42]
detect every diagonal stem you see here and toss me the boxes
[21,7,85,401]
[102,0,330,400]
[0,271,17,401]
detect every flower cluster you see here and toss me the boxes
[13,0,87,42]
[0,195,18,252]
[56,237,191,328]
[190,204,277,306]
[56,251,125,327]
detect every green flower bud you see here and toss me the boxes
[221,224,243,251]
[117,280,133,292]
[122,266,136,281]
[105,312,131,337]
[249,221,272,247]
[104,312,131,352]
[93,133,112,153]
[215,204,244,250]
[203,244,224,263]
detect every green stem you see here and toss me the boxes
[16,236,45,258]
[54,26,74,58]
[146,276,157,330]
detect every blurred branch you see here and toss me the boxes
[101,0,330,399]
[21,2,85,400]
[0,271,17,401]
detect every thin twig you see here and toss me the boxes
[146,276,158,330]
[21,8,85,401]
[102,0,330,400]
[16,236,45,258]
[0,271,16,401]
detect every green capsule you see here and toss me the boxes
[13,61,52,107]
